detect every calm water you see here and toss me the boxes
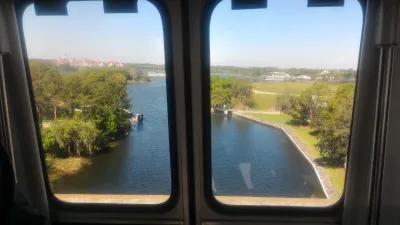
[54,77,324,198]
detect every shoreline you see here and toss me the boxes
[232,111,339,200]
[126,80,152,84]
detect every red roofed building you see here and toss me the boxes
[107,60,123,68]
[53,56,69,66]
[53,57,105,68]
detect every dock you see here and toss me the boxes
[212,108,232,117]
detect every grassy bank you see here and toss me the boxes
[245,113,345,194]
[47,156,92,188]
[46,141,120,188]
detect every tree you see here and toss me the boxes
[50,117,101,156]
[315,84,355,162]
[51,119,74,155]
[41,128,56,152]
[58,63,76,72]
[275,89,292,112]
[286,82,330,126]
[79,122,101,155]
[210,76,233,108]
[232,79,253,111]
[30,62,61,125]
[42,69,63,119]
[30,63,132,155]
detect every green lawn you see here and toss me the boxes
[252,82,340,95]
[250,94,277,110]
[246,113,345,194]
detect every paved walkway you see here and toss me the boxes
[253,90,299,96]
[234,110,281,115]
[233,112,339,200]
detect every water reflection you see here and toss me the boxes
[212,115,324,198]
[239,163,254,189]
[54,78,324,198]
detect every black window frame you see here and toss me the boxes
[14,0,181,216]
[198,0,367,221]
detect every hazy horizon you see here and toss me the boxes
[23,0,362,69]
[29,57,356,71]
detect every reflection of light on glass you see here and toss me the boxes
[212,177,217,192]
[239,163,254,189]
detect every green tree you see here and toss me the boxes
[41,128,56,152]
[315,84,355,162]
[58,63,76,72]
[275,89,292,112]
[79,122,101,155]
[210,76,233,108]
[232,79,253,111]
[50,118,101,156]
[30,63,132,156]
[286,82,330,126]
[51,119,74,155]
[30,62,62,125]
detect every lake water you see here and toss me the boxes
[53,77,324,198]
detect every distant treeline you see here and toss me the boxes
[211,66,357,80]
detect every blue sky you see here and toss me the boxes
[23,0,363,69]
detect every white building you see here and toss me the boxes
[108,60,123,68]
[320,69,330,75]
[297,75,312,80]
[265,72,292,81]
[148,71,166,77]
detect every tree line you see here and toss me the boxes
[276,82,355,163]
[210,76,254,110]
[211,65,357,80]
[30,62,132,158]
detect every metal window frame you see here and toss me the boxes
[11,0,191,223]
[3,0,396,223]
[188,0,389,224]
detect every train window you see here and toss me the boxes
[209,0,362,206]
[23,0,172,204]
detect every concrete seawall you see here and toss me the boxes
[232,112,339,200]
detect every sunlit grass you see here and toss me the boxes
[246,113,345,194]
[47,157,92,188]
[250,94,276,110]
[252,82,340,95]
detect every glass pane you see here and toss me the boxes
[24,0,171,204]
[210,0,362,206]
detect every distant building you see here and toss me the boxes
[297,75,312,80]
[108,60,123,68]
[52,57,123,68]
[148,71,166,77]
[320,69,330,75]
[53,56,69,66]
[265,72,292,81]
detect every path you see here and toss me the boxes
[234,109,281,115]
[253,90,299,96]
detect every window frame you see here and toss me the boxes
[188,0,384,223]
[4,0,392,223]
[14,0,183,220]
